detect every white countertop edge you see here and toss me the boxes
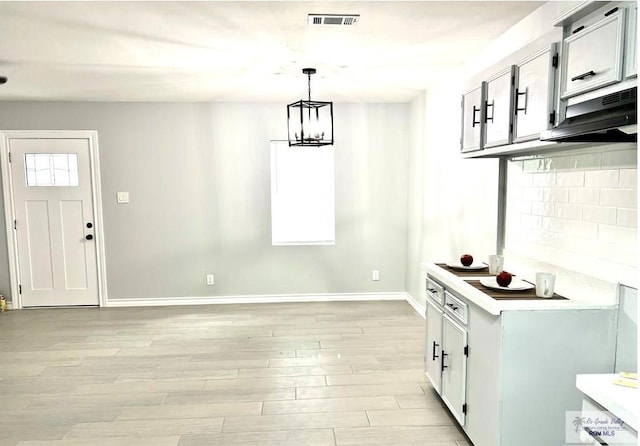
[421,262,616,315]
[576,374,639,432]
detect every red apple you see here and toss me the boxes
[496,271,513,287]
[460,254,473,266]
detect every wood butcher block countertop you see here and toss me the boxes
[423,262,614,315]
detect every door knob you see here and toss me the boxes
[85,234,94,240]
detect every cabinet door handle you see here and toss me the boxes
[515,87,528,115]
[441,351,448,371]
[432,341,439,360]
[485,100,495,123]
[571,70,596,82]
[472,106,481,128]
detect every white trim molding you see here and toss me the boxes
[106,292,408,308]
[405,292,426,319]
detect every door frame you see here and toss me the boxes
[0,130,108,309]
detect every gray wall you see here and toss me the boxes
[0,101,409,301]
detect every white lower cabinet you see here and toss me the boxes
[440,314,468,425]
[425,294,469,426]
[424,273,617,446]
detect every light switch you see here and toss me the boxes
[117,192,129,204]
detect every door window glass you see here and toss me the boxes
[25,153,79,187]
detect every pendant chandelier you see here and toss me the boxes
[287,68,334,147]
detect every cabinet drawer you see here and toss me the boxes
[426,278,445,305]
[444,291,468,325]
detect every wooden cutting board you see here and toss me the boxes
[467,280,568,300]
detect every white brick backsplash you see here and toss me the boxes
[601,149,638,168]
[543,187,569,202]
[522,187,544,201]
[554,203,583,220]
[571,152,602,169]
[542,217,598,239]
[599,188,637,209]
[598,224,637,245]
[549,156,571,171]
[533,173,555,186]
[531,201,554,216]
[523,158,548,172]
[619,169,638,188]
[584,169,619,188]
[508,172,533,187]
[582,205,617,225]
[511,200,532,214]
[569,188,600,205]
[555,171,585,187]
[506,152,637,293]
[521,214,543,229]
[617,209,638,228]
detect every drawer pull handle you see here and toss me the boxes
[571,70,596,82]
[604,7,618,17]
[432,341,439,360]
[428,288,437,293]
[446,303,459,311]
[572,25,585,34]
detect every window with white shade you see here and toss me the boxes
[270,141,335,245]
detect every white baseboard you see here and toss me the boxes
[105,292,408,308]
[405,292,426,319]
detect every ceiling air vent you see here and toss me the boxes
[308,14,360,26]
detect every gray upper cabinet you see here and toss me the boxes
[625,3,637,78]
[484,67,515,148]
[561,6,626,99]
[460,85,485,153]
[513,44,558,143]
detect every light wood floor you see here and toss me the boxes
[0,300,469,446]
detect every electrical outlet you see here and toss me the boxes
[372,270,380,281]
[206,274,215,286]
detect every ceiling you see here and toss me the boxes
[0,1,543,102]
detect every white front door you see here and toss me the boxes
[8,136,99,307]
